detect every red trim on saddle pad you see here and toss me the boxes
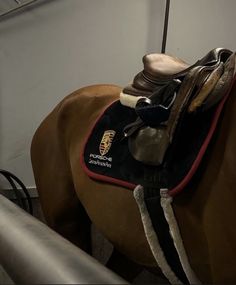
[81,78,236,197]
[169,77,235,196]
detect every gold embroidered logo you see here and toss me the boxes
[99,130,116,156]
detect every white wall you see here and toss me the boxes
[0,0,165,188]
[166,0,236,62]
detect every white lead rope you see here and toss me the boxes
[160,188,201,284]
[134,186,183,284]
[134,185,201,284]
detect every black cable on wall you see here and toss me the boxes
[0,170,33,215]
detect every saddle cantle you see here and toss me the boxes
[121,48,236,166]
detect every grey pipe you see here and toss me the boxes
[0,194,128,284]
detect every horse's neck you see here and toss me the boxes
[173,82,236,283]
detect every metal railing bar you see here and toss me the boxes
[161,0,171,53]
[0,194,128,284]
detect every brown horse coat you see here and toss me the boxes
[31,83,236,283]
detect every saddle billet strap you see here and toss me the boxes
[157,63,230,160]
[167,64,221,143]
[200,52,236,111]
[188,63,224,113]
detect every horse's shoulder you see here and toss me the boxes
[54,84,121,143]
[61,84,121,105]
[57,84,121,118]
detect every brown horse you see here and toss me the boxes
[31,75,236,283]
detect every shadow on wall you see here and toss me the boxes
[146,0,166,53]
[0,0,56,23]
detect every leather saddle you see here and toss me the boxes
[120,48,236,166]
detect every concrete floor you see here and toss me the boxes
[0,198,166,284]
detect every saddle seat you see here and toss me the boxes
[143,53,190,77]
[120,48,236,166]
